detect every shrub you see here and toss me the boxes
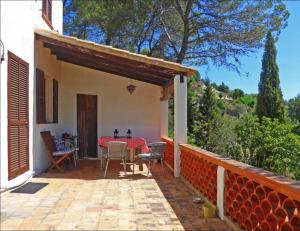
[226,115,300,180]
[236,95,256,108]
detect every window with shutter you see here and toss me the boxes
[7,51,29,180]
[42,0,53,30]
[53,79,58,123]
[36,68,46,124]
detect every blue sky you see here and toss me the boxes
[197,1,300,100]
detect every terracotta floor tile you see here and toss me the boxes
[1,160,231,230]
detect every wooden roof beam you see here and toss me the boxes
[56,56,166,86]
[39,37,182,77]
[46,44,172,86]
[161,84,174,101]
[50,48,173,85]
[43,42,175,80]
[35,31,197,76]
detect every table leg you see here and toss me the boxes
[129,148,135,162]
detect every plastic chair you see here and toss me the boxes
[133,142,166,176]
[98,144,108,170]
[104,141,127,178]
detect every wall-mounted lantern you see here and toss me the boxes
[126,84,136,95]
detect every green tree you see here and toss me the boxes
[193,83,219,148]
[226,103,249,118]
[226,114,262,166]
[236,95,256,108]
[202,78,211,87]
[288,94,300,123]
[206,115,238,155]
[260,118,300,179]
[187,74,200,136]
[256,31,285,121]
[210,82,218,90]
[226,115,300,179]
[229,89,245,99]
[64,0,289,71]
[168,98,174,138]
[217,82,230,93]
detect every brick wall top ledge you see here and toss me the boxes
[179,144,300,201]
[161,137,173,142]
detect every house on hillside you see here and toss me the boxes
[0,0,195,189]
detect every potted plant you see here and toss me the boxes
[203,203,216,218]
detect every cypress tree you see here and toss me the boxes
[256,31,285,121]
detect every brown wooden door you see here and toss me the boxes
[7,51,29,180]
[77,94,97,158]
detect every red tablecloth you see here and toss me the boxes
[98,136,149,153]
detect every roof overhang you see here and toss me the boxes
[35,29,197,87]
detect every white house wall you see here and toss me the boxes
[33,43,162,173]
[1,0,162,186]
[33,41,62,174]
[0,1,63,188]
[59,61,162,145]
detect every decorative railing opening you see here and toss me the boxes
[162,137,300,231]
[162,137,174,170]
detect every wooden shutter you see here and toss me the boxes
[53,79,58,123]
[36,68,46,124]
[48,0,52,22]
[7,51,29,180]
[42,0,51,21]
[42,0,53,29]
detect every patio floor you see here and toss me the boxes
[1,160,230,230]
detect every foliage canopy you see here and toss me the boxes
[64,0,289,72]
[288,94,300,124]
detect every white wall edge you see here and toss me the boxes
[160,100,168,138]
[217,166,225,220]
[174,75,187,178]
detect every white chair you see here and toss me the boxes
[98,144,108,170]
[104,141,127,178]
[133,142,166,176]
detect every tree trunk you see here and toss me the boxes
[175,0,193,64]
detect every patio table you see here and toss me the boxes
[98,136,149,162]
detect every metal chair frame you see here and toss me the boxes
[104,141,127,178]
[133,142,166,176]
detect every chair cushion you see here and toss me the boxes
[137,152,161,159]
[55,142,66,152]
[53,148,75,156]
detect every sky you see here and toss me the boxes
[197,1,300,100]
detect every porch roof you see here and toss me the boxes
[35,29,197,87]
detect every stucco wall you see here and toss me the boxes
[31,49,162,173]
[0,1,63,188]
[60,62,162,144]
[33,41,62,174]
[0,1,162,187]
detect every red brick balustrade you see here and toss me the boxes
[161,137,174,170]
[180,144,218,204]
[225,171,300,231]
[179,144,300,231]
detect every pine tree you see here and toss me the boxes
[256,31,285,121]
[193,83,219,148]
[187,74,200,136]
